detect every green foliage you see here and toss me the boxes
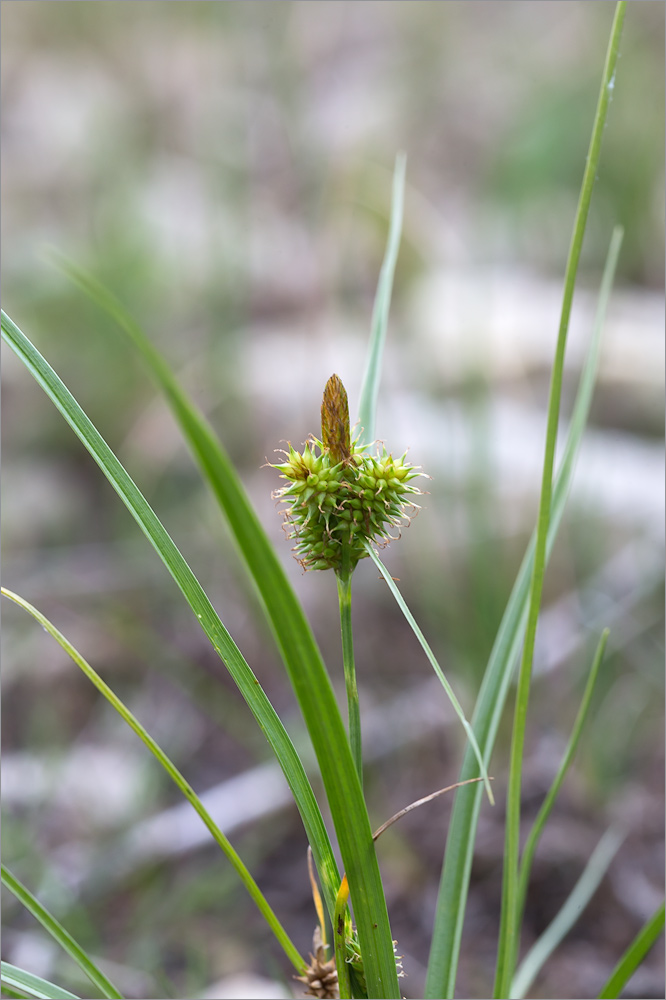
[494,7,627,996]
[598,903,665,999]
[511,827,625,999]
[364,541,494,806]
[1,867,122,1000]
[3,7,660,1000]
[1,962,79,1000]
[39,260,401,997]
[2,587,305,975]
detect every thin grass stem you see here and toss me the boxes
[357,152,406,447]
[364,541,494,806]
[336,552,363,787]
[493,5,626,995]
[371,778,487,842]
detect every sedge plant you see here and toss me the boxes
[2,3,663,998]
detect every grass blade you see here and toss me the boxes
[357,152,406,446]
[1,867,122,1000]
[1,964,79,1000]
[45,262,346,913]
[597,902,665,999]
[2,587,305,975]
[0,984,28,1000]
[1,308,400,999]
[363,542,494,806]
[514,629,610,959]
[494,8,626,994]
[424,222,624,999]
[0,311,336,933]
[49,154,406,993]
[510,828,625,999]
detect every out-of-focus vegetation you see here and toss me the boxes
[2,3,663,998]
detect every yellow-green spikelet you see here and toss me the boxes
[272,376,424,573]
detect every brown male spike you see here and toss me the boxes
[320,374,351,466]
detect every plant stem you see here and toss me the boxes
[492,4,626,997]
[337,545,363,788]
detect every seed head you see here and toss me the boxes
[294,927,338,999]
[272,376,426,573]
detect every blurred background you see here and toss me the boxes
[2,2,664,998]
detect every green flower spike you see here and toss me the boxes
[272,374,425,574]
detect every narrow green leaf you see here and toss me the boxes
[1,867,122,1000]
[0,312,333,939]
[1,309,400,999]
[510,828,625,999]
[357,152,406,446]
[597,902,665,999]
[363,542,494,806]
[41,263,341,921]
[0,985,28,999]
[424,221,624,1000]
[514,629,610,961]
[1,964,79,1000]
[2,588,305,974]
[495,8,626,995]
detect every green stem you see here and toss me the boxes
[492,4,626,997]
[337,545,363,788]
